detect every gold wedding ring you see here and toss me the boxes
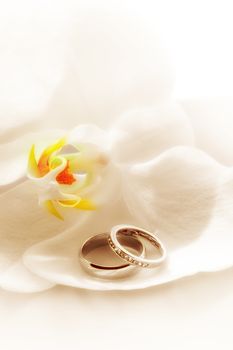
[80,232,145,278]
[109,225,166,268]
[80,225,166,278]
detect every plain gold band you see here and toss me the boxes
[80,232,145,278]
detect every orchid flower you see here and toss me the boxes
[0,5,233,293]
[27,136,109,219]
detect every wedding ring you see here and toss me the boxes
[80,232,145,278]
[109,225,166,268]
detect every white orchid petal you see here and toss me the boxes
[51,6,173,129]
[109,101,195,164]
[0,129,65,188]
[0,260,55,293]
[0,2,172,134]
[122,146,226,237]
[0,1,86,138]
[68,124,108,151]
[0,180,85,292]
[181,97,233,166]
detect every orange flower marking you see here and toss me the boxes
[37,154,49,176]
[56,160,76,185]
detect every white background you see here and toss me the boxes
[0,1,233,349]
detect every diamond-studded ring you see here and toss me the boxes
[80,233,145,278]
[109,225,166,268]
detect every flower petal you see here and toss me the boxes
[181,97,233,166]
[67,124,109,151]
[37,137,66,176]
[0,129,65,188]
[122,146,226,237]
[0,261,55,293]
[49,6,173,128]
[0,1,173,140]
[0,180,84,292]
[28,144,40,177]
[44,200,64,221]
[109,101,195,164]
[0,1,75,141]
[23,147,233,291]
